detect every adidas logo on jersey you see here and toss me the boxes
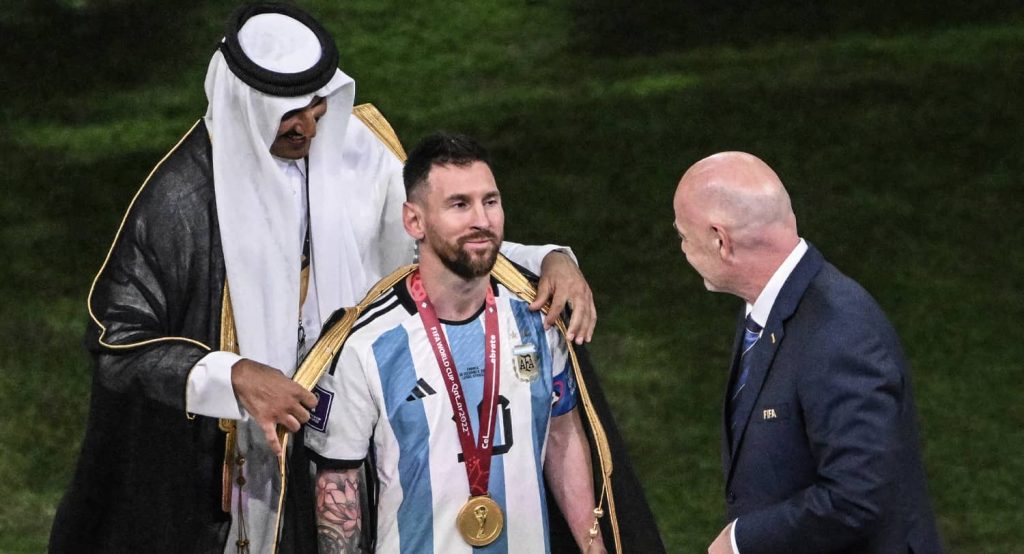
[406,378,437,401]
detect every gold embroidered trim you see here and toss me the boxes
[270,434,289,554]
[220,280,239,356]
[86,119,212,354]
[220,418,237,513]
[353,103,407,161]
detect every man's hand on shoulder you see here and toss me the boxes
[231,358,318,456]
[530,251,596,344]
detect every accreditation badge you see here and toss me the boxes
[512,342,539,382]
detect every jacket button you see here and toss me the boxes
[727,491,736,504]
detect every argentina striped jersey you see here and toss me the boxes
[305,276,578,553]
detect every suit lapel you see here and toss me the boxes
[724,244,825,481]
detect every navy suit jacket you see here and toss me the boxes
[722,244,942,553]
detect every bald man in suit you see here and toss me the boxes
[672,152,941,553]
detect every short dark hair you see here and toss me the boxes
[403,132,491,199]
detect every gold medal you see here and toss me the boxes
[456,495,504,546]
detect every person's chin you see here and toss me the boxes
[463,246,498,273]
[271,141,310,160]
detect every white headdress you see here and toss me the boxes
[204,4,369,375]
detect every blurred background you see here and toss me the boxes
[1,0,1022,551]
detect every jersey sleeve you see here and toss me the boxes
[547,325,578,417]
[304,340,379,468]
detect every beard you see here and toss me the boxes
[426,229,502,279]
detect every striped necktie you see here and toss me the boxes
[729,315,763,433]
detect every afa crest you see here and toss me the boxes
[512,342,539,382]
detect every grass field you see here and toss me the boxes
[2,1,1022,551]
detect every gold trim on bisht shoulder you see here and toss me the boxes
[353,103,407,161]
[289,255,623,553]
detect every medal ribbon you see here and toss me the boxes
[409,270,500,497]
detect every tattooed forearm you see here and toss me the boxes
[316,468,364,554]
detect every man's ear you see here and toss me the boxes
[711,224,732,260]
[403,201,425,241]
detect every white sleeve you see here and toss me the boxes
[304,342,378,462]
[499,241,577,275]
[185,351,246,419]
[731,519,741,553]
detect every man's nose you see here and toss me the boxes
[296,109,318,137]
[470,203,491,228]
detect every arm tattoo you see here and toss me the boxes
[316,468,364,554]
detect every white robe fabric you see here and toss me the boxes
[202,18,414,550]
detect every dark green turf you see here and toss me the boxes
[2,1,1022,551]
